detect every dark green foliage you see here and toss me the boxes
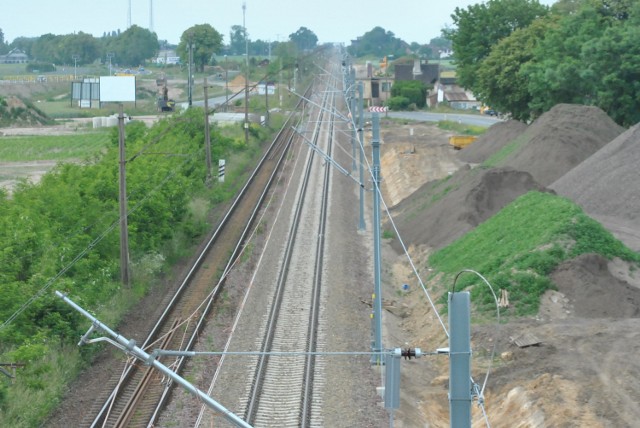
[177,24,222,72]
[390,80,428,108]
[444,0,549,90]
[385,96,410,110]
[448,0,640,125]
[347,26,408,58]
[289,27,318,52]
[0,107,242,353]
[26,63,55,73]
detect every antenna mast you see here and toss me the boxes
[149,0,154,32]
[127,0,132,28]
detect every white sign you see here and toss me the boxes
[100,76,136,102]
[218,159,226,182]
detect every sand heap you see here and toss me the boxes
[389,166,547,252]
[550,123,640,250]
[494,104,624,186]
[457,119,528,164]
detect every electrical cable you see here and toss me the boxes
[346,96,450,338]
[453,269,500,428]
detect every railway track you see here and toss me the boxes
[233,67,339,427]
[84,89,310,428]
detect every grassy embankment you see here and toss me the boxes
[429,191,640,317]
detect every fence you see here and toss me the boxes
[0,74,77,84]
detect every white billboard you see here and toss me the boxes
[100,76,136,102]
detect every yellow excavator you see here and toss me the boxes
[157,84,175,112]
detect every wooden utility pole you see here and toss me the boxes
[118,105,130,287]
[203,77,213,182]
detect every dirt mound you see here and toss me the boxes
[457,119,528,164]
[550,253,640,318]
[390,167,547,252]
[496,104,624,186]
[0,95,50,127]
[550,124,640,250]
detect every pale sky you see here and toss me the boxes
[1,0,557,46]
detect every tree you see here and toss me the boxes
[475,18,551,121]
[31,34,58,63]
[177,24,223,72]
[444,0,549,90]
[347,26,408,58]
[289,27,318,52]
[0,28,7,55]
[9,37,36,57]
[108,25,158,66]
[579,6,640,125]
[59,32,100,65]
[523,2,610,118]
[229,25,246,55]
[250,39,270,56]
[391,80,429,108]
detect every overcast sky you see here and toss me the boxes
[2,0,557,46]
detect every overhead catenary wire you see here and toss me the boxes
[341,82,450,338]
[453,269,500,428]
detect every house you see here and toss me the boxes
[0,48,29,64]
[429,70,479,110]
[353,63,393,107]
[394,59,439,86]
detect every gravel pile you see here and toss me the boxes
[550,123,640,250]
[457,119,528,164]
[494,104,624,186]
[390,166,547,251]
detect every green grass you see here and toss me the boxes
[437,120,486,136]
[429,191,640,316]
[0,131,111,161]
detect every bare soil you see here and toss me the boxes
[379,105,640,427]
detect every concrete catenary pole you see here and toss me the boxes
[371,112,383,364]
[449,291,472,428]
[357,81,366,231]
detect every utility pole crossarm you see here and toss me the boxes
[54,291,252,428]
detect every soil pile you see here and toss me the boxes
[457,119,528,164]
[389,166,547,252]
[495,104,624,186]
[550,253,640,318]
[550,124,640,251]
[0,95,50,127]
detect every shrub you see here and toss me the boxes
[386,96,410,111]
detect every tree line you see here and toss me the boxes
[446,0,640,126]
[0,24,321,69]
[0,110,272,425]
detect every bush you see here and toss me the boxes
[386,96,410,111]
[391,80,428,108]
[26,63,56,73]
